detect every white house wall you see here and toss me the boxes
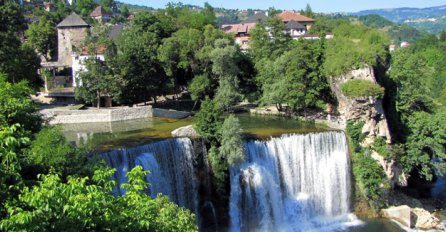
[72,54,105,87]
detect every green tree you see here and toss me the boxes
[214,76,241,111]
[189,74,212,101]
[440,30,446,42]
[389,49,434,121]
[0,0,41,88]
[75,0,96,18]
[26,126,92,179]
[302,4,315,18]
[0,123,29,218]
[257,39,327,114]
[210,39,243,110]
[115,30,166,105]
[219,115,244,166]
[25,16,57,61]
[120,4,129,18]
[249,17,291,62]
[194,98,224,144]
[75,58,117,108]
[100,0,115,13]
[402,112,446,180]
[0,166,198,231]
[0,74,41,134]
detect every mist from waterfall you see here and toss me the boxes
[229,132,360,232]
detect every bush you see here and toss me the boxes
[341,79,384,98]
[194,98,224,144]
[346,120,365,152]
[27,126,93,179]
[352,150,388,208]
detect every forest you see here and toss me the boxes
[1,0,446,230]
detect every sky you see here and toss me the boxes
[120,0,446,13]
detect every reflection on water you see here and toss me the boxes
[62,117,193,150]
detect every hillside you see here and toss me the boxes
[356,5,446,22]
[355,5,446,34]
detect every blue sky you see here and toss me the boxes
[120,0,446,12]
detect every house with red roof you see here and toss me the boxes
[90,6,111,22]
[221,13,268,51]
[277,11,316,39]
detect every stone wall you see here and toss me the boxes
[57,27,88,66]
[43,106,153,124]
[153,108,191,119]
[42,106,191,124]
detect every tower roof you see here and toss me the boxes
[57,12,89,28]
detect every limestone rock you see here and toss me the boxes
[381,205,411,228]
[171,125,199,138]
[330,66,391,144]
[412,208,445,230]
[331,66,399,185]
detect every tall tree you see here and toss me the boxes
[25,17,57,61]
[100,0,115,13]
[75,0,96,18]
[75,58,117,108]
[0,0,41,88]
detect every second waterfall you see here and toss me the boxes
[230,131,357,232]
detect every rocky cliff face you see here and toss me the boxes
[330,66,405,187]
[330,66,391,145]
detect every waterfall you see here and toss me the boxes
[101,138,198,214]
[230,131,359,232]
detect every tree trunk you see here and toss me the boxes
[192,100,198,111]
[97,90,101,109]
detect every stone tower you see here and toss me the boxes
[56,12,89,67]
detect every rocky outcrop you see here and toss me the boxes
[330,66,391,144]
[381,205,411,227]
[331,66,404,187]
[381,205,445,230]
[171,125,200,138]
[412,208,445,230]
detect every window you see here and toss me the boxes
[242,40,249,45]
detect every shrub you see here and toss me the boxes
[352,150,388,208]
[346,120,365,152]
[341,79,384,98]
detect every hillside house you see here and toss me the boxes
[90,6,111,22]
[221,13,268,50]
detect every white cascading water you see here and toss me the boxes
[101,138,198,213]
[230,131,360,232]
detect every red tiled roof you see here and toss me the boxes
[221,23,256,34]
[90,6,111,17]
[81,44,108,55]
[277,11,315,22]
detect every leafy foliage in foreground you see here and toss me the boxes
[0,166,197,231]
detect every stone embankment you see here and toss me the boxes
[41,106,190,124]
